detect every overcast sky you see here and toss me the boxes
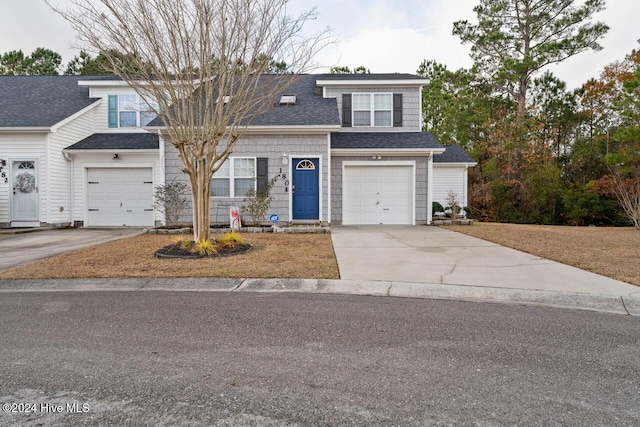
[1,0,638,90]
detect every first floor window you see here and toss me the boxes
[211,157,256,198]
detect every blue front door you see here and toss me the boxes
[292,158,320,220]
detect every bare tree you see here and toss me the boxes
[48,0,331,242]
[610,175,640,229]
[445,190,461,220]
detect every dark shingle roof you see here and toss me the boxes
[0,75,117,128]
[331,132,444,150]
[147,74,340,128]
[316,73,427,81]
[434,145,476,164]
[65,133,159,150]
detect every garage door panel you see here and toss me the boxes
[87,168,153,227]
[343,165,413,225]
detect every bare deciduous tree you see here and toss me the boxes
[48,0,331,242]
[445,190,461,220]
[610,175,640,229]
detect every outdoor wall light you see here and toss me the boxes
[0,159,6,166]
[113,154,120,160]
[282,153,288,165]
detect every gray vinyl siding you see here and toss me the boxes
[164,133,330,224]
[324,86,422,132]
[331,156,429,225]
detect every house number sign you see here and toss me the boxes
[0,166,7,183]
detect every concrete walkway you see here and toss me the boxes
[330,225,640,297]
[0,228,143,271]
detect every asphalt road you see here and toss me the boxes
[1,291,639,426]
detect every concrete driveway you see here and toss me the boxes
[331,225,640,296]
[0,228,143,272]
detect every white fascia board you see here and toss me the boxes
[0,127,50,133]
[316,79,428,87]
[50,100,102,133]
[331,148,445,156]
[243,125,341,134]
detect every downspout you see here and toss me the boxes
[63,150,74,226]
[158,130,166,227]
[427,152,433,225]
[327,133,331,225]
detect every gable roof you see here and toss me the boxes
[65,133,159,150]
[331,132,444,150]
[0,75,115,129]
[434,145,476,164]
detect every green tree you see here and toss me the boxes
[27,48,62,75]
[453,0,608,121]
[0,50,28,75]
[329,65,369,74]
[0,48,62,75]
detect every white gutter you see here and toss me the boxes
[331,148,445,156]
[63,149,159,154]
[0,127,50,133]
[145,125,341,135]
[316,79,428,87]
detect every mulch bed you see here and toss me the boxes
[156,242,252,259]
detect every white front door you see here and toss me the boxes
[11,160,39,227]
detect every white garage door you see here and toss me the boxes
[343,164,414,225]
[87,168,154,227]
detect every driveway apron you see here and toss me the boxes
[330,225,639,296]
[0,228,143,272]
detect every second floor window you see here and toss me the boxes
[352,93,392,127]
[109,94,157,128]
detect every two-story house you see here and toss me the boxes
[0,73,475,229]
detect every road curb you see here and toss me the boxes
[0,278,635,316]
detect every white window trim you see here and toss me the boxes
[117,95,157,128]
[352,93,393,128]
[211,156,257,199]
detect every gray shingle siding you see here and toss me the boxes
[324,86,422,132]
[164,133,330,224]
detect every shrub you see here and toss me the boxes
[218,231,245,245]
[154,179,189,227]
[242,175,279,226]
[432,201,445,213]
[195,240,217,256]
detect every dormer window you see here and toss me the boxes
[279,95,296,105]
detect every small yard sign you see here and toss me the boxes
[269,214,279,224]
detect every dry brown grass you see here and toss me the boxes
[444,223,640,286]
[0,233,339,280]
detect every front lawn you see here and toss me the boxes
[0,233,340,280]
[444,223,640,286]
